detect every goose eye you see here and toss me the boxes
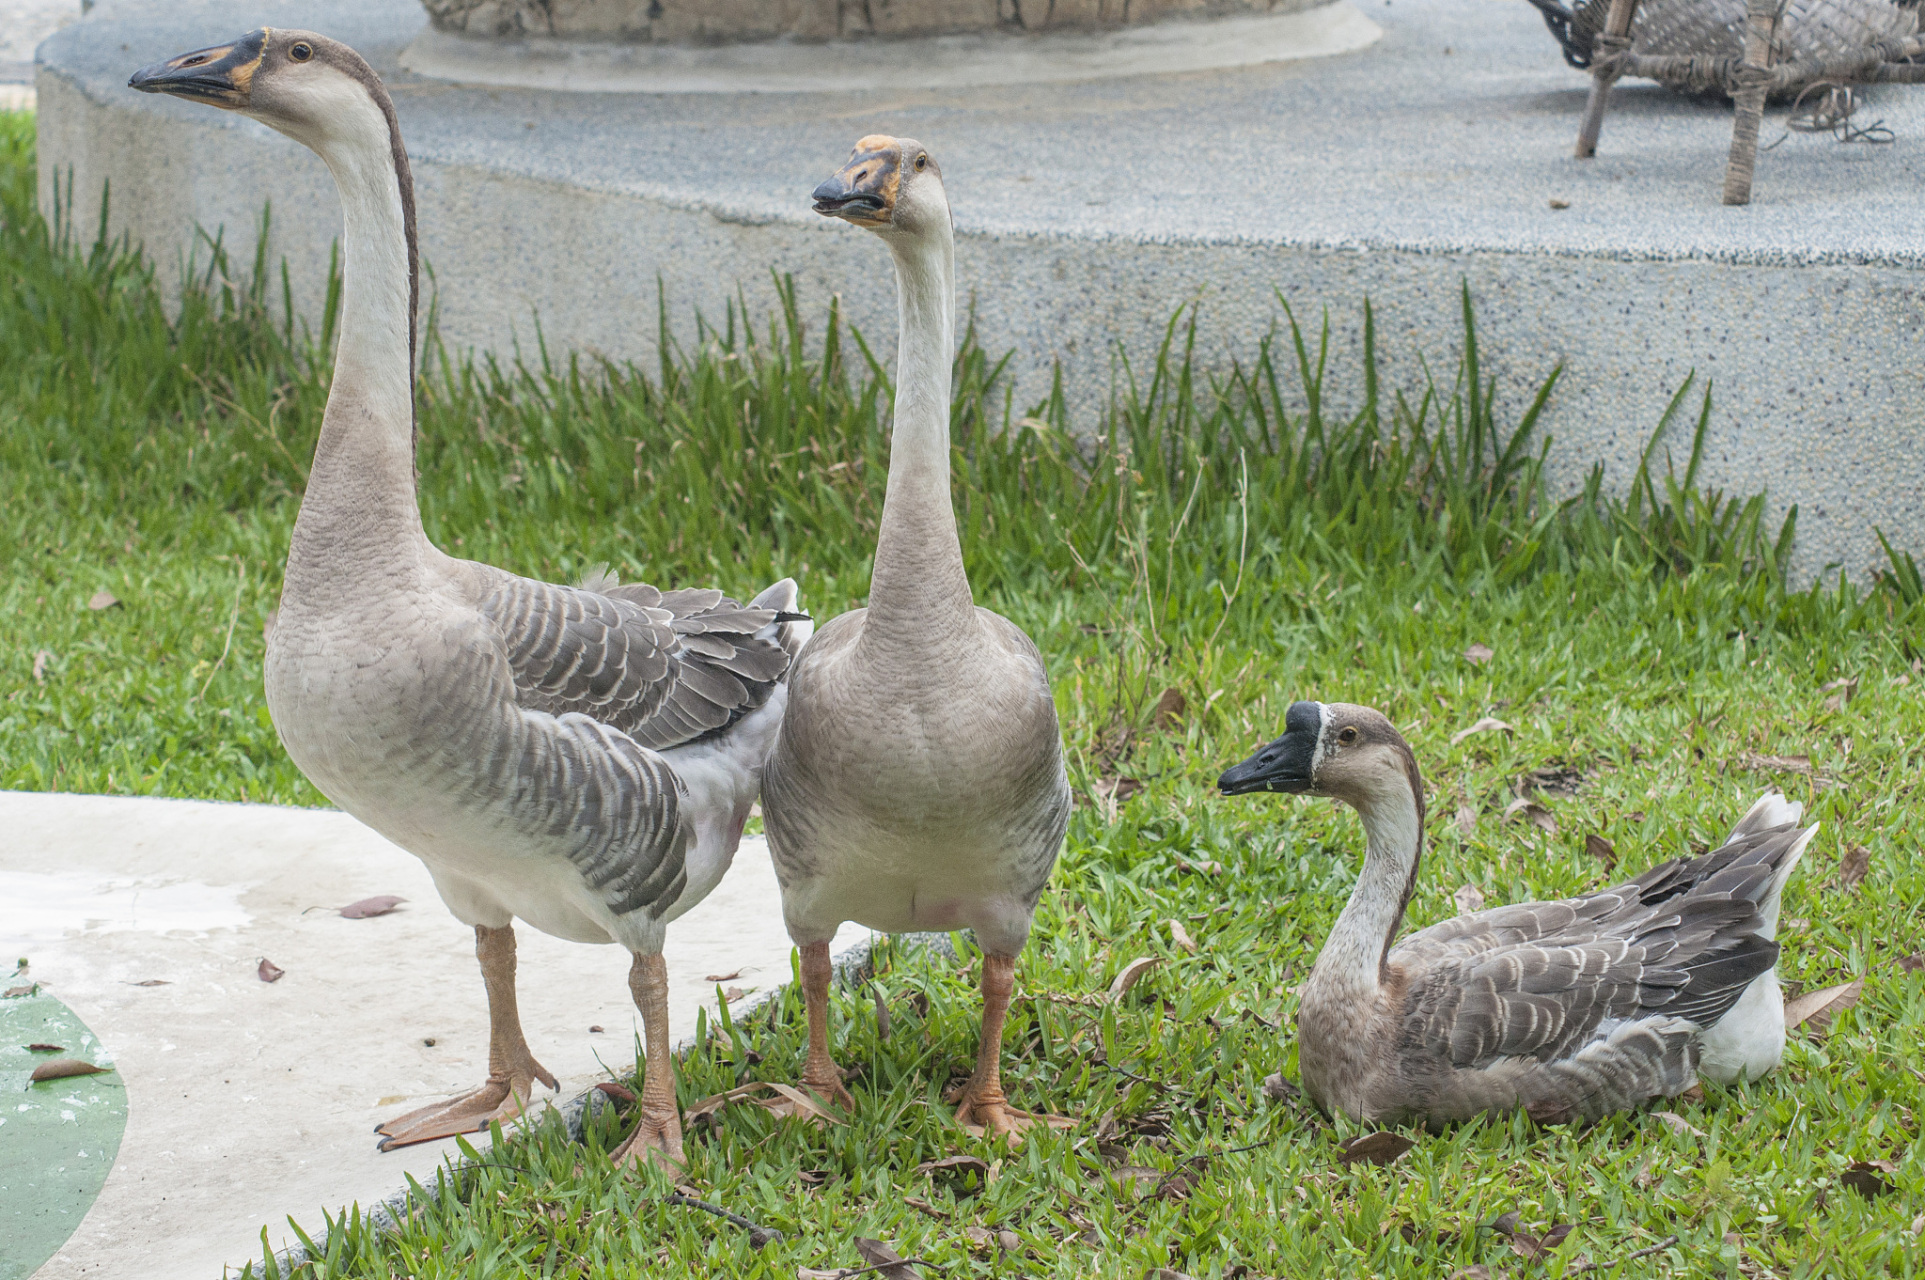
[1338,727,1358,745]
[290,42,314,62]
[914,154,927,171]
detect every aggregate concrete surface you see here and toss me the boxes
[35,0,1925,580]
[0,790,861,1279]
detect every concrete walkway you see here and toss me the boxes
[0,790,858,1280]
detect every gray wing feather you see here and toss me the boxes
[479,572,796,753]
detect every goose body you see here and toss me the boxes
[1221,701,1814,1128]
[762,137,1070,1136]
[130,30,807,1165]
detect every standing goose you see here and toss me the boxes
[761,137,1071,1138]
[129,31,810,1167]
[1219,701,1815,1128]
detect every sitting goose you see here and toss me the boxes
[1219,701,1815,1128]
[130,31,809,1167]
[760,137,1071,1138]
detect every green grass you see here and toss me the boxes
[3,108,1923,1278]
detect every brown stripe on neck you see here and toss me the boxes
[1380,738,1428,982]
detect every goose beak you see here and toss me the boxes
[812,135,899,227]
[1218,701,1322,796]
[129,29,267,109]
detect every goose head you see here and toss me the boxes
[812,135,949,238]
[129,29,394,154]
[1219,701,1424,813]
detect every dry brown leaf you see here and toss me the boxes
[1503,797,1558,836]
[1508,1224,1573,1262]
[594,1081,636,1104]
[257,957,285,983]
[1175,858,1224,876]
[1113,1165,1164,1196]
[1898,951,1925,975]
[962,1225,994,1251]
[1464,643,1495,665]
[30,1058,111,1082]
[1168,920,1197,954]
[1261,1072,1301,1103]
[1107,957,1159,1003]
[1785,978,1864,1033]
[1093,775,1144,804]
[995,1229,1020,1254]
[2,985,34,998]
[1909,1211,1924,1237]
[87,589,120,611]
[1842,1159,1898,1198]
[1451,716,1513,747]
[25,1043,65,1052]
[687,1080,842,1127]
[1838,844,1872,890]
[1150,1271,1198,1280]
[129,979,168,987]
[1821,676,1859,712]
[1339,1131,1416,1166]
[1584,833,1617,868]
[901,1196,947,1220]
[703,969,743,983]
[913,1154,990,1179]
[31,649,50,683]
[852,1236,921,1279]
[1151,687,1187,730]
[1448,1269,1498,1280]
[1454,884,1486,915]
[1741,752,1813,775]
[1651,1110,1704,1138]
[339,894,405,919]
[796,1270,844,1279]
[1455,803,1478,836]
[723,986,751,1002]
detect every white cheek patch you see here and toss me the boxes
[1312,704,1332,774]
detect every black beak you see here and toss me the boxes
[811,175,886,220]
[129,30,266,108]
[1217,701,1322,796]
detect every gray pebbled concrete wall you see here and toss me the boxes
[35,0,1925,583]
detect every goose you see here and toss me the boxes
[1218,701,1815,1129]
[759,137,1071,1138]
[129,31,810,1167]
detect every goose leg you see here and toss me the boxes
[610,951,685,1169]
[376,923,558,1150]
[796,940,855,1109]
[950,953,1068,1141]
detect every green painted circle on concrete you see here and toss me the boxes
[0,989,127,1280]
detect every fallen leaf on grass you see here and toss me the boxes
[257,958,285,983]
[901,1196,947,1220]
[594,1081,636,1104]
[704,969,743,983]
[1339,1131,1415,1166]
[1092,775,1144,803]
[1842,1159,1898,1198]
[798,1168,836,1187]
[1464,643,1495,665]
[1651,1110,1705,1138]
[1107,957,1159,1003]
[339,895,405,919]
[87,590,120,611]
[1837,844,1871,890]
[1174,858,1224,876]
[1262,1072,1301,1102]
[30,1058,111,1082]
[1740,752,1812,775]
[1448,1269,1501,1280]
[1167,920,1197,954]
[1454,884,1486,914]
[129,979,168,987]
[1585,834,1617,868]
[1509,1224,1573,1262]
[31,650,50,683]
[1898,952,1925,975]
[852,1236,922,1279]
[873,986,892,1042]
[1455,803,1478,836]
[687,1080,841,1127]
[913,1154,990,1180]
[1151,687,1187,730]
[24,1043,65,1052]
[1150,1271,1197,1280]
[1820,676,1859,712]
[723,986,751,1001]
[2,985,34,998]
[1503,797,1557,836]
[1785,979,1864,1034]
[1451,716,1512,747]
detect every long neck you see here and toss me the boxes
[284,88,424,595]
[1306,771,1426,1003]
[860,222,976,647]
